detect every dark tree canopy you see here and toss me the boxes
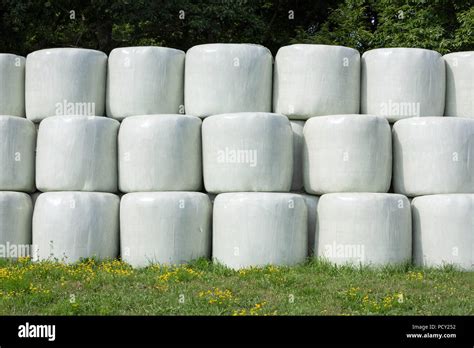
[0,0,472,56]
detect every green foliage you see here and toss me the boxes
[294,0,473,54]
[0,1,472,55]
[0,0,340,55]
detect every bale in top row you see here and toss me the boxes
[0,45,472,120]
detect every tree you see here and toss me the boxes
[0,0,471,56]
[293,0,474,54]
[0,0,340,55]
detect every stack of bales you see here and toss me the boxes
[0,53,34,258]
[186,44,306,269]
[26,48,120,263]
[361,47,473,270]
[108,46,212,268]
[0,42,472,271]
[274,44,412,267]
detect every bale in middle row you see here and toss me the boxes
[303,114,392,195]
[202,112,293,193]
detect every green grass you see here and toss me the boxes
[0,257,472,315]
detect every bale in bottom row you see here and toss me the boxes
[412,194,473,270]
[0,192,32,249]
[213,193,308,269]
[120,192,212,267]
[32,192,119,263]
[316,193,412,266]
[1,192,470,270]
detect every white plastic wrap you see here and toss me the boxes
[412,194,473,270]
[26,48,107,122]
[290,121,304,191]
[0,54,25,116]
[107,47,185,120]
[0,116,36,192]
[185,44,272,117]
[393,117,474,196]
[303,115,392,195]
[361,48,445,122]
[118,114,202,192]
[120,192,212,267]
[316,193,411,266]
[444,51,474,117]
[274,44,360,119]
[36,116,119,192]
[32,192,119,263]
[213,193,307,269]
[0,192,32,256]
[299,194,319,255]
[202,112,293,193]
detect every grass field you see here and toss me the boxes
[0,257,472,315]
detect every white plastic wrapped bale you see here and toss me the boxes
[361,48,445,122]
[118,115,202,192]
[0,116,36,192]
[274,44,360,119]
[303,115,392,195]
[185,44,272,117]
[290,121,304,191]
[412,194,473,270]
[202,112,293,193]
[120,192,212,267]
[25,48,107,122]
[213,193,307,269]
[299,194,319,256]
[0,192,32,258]
[0,54,25,116]
[32,192,119,263]
[36,116,119,192]
[316,193,411,266]
[444,51,474,117]
[393,117,474,196]
[107,47,185,120]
